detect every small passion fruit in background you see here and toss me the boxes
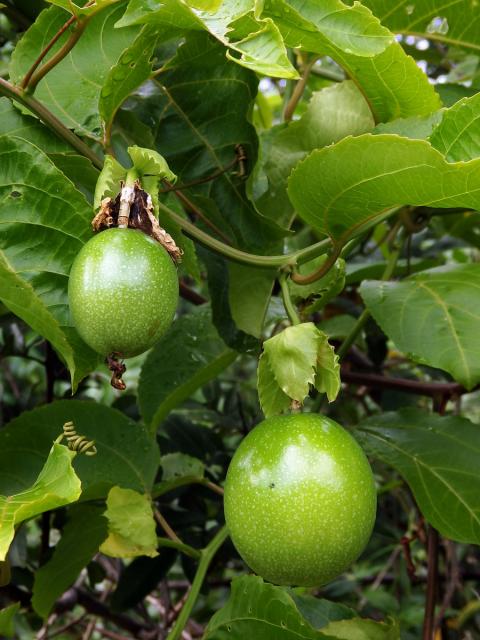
[68,228,179,359]
[224,413,377,587]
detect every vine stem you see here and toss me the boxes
[279,272,300,325]
[157,200,331,268]
[0,77,103,170]
[166,526,229,640]
[290,244,342,285]
[337,232,404,362]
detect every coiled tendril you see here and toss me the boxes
[62,421,97,456]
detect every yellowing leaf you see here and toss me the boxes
[0,444,81,561]
[100,487,158,558]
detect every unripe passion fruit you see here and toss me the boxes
[68,228,178,358]
[224,413,376,587]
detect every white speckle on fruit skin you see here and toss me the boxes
[224,413,377,587]
[68,228,179,357]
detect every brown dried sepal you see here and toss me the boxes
[91,182,183,264]
[106,353,127,391]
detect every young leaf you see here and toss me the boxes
[360,264,480,390]
[263,323,319,401]
[258,323,341,416]
[32,504,108,618]
[226,18,299,79]
[138,306,237,431]
[94,154,127,208]
[128,145,176,181]
[315,335,341,403]
[0,443,81,561]
[257,354,292,418]
[10,5,140,137]
[289,134,480,244]
[357,409,480,544]
[100,487,158,558]
[0,401,160,500]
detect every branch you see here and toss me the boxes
[423,527,439,640]
[284,57,317,122]
[166,526,229,640]
[158,537,201,560]
[157,200,331,269]
[21,14,77,89]
[290,244,342,285]
[341,370,474,398]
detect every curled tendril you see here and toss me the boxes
[62,421,97,456]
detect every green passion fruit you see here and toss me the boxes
[224,413,376,587]
[68,228,178,358]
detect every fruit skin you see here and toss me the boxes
[224,413,376,587]
[68,228,178,358]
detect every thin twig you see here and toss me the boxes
[21,14,77,89]
[340,371,476,398]
[154,508,183,544]
[161,158,238,193]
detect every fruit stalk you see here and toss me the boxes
[117,169,138,228]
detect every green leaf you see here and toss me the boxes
[262,1,441,122]
[32,504,108,618]
[128,145,176,181]
[360,264,480,390]
[0,400,160,500]
[292,595,356,629]
[374,111,444,140]
[0,135,99,390]
[10,5,140,137]
[357,409,480,544]
[0,603,20,638]
[322,617,400,639]
[289,134,480,244]
[161,453,205,481]
[258,323,341,416]
[253,81,374,227]
[100,487,158,558]
[0,443,81,561]
[361,0,480,52]
[262,0,394,57]
[138,306,237,431]
[257,354,291,418]
[203,575,332,639]
[99,25,158,135]
[227,18,299,79]
[428,92,480,161]
[117,0,297,78]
